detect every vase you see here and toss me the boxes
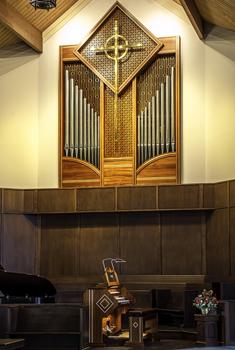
[201,308,209,315]
[194,314,219,346]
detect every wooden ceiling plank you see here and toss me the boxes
[180,0,204,39]
[0,0,42,53]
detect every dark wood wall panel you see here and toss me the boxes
[215,182,228,209]
[119,213,161,274]
[37,190,76,213]
[79,213,119,275]
[40,214,79,276]
[206,209,230,275]
[117,187,156,210]
[2,189,24,213]
[2,214,37,274]
[161,212,203,274]
[77,188,115,212]
[158,185,200,209]
[229,207,235,275]
[230,180,235,207]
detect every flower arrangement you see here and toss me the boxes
[193,289,219,315]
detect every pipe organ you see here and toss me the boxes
[64,64,100,169]
[60,2,180,187]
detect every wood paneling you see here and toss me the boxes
[203,184,214,208]
[2,214,37,274]
[77,188,115,212]
[103,158,134,186]
[79,213,119,275]
[229,180,235,208]
[195,0,235,32]
[161,212,203,274]
[117,186,156,210]
[37,189,76,213]
[62,158,101,187]
[180,0,204,39]
[40,214,79,276]
[215,182,229,209]
[2,189,24,213]
[0,1,42,52]
[137,155,177,185]
[159,185,200,209]
[24,190,36,213]
[206,209,230,276]
[120,212,161,274]
[229,207,235,275]
[0,189,2,212]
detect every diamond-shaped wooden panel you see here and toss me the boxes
[74,3,163,93]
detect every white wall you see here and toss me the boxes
[0,59,38,188]
[0,0,234,187]
[205,44,235,182]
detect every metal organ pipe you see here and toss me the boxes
[171,66,175,152]
[74,85,79,158]
[83,98,87,161]
[166,75,170,153]
[140,111,144,165]
[148,101,151,159]
[156,90,160,156]
[91,108,94,165]
[151,96,156,157]
[79,89,83,159]
[64,70,69,157]
[137,65,176,167]
[64,71,100,168]
[160,82,165,154]
[69,78,75,158]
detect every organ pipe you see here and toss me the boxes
[166,75,170,153]
[91,108,94,165]
[64,70,69,157]
[137,66,176,167]
[79,89,83,159]
[148,101,151,159]
[171,66,175,152]
[69,78,75,157]
[151,96,155,157]
[64,72,100,168]
[156,90,160,156]
[140,111,144,165]
[160,82,165,154]
[75,85,79,158]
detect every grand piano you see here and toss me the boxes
[0,268,86,350]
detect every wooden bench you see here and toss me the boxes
[126,308,158,347]
[0,339,24,349]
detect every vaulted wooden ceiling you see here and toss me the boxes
[0,0,235,53]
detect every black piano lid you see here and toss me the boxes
[0,271,56,297]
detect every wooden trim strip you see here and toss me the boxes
[0,1,42,53]
[180,0,204,39]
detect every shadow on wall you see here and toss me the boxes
[0,42,38,76]
[204,23,235,62]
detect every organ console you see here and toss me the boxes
[84,258,134,346]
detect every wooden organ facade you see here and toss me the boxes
[60,2,180,187]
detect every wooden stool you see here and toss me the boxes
[126,308,158,347]
[0,339,24,349]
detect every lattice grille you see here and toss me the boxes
[65,62,100,113]
[137,54,175,113]
[79,7,158,90]
[104,85,133,158]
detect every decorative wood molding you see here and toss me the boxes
[0,0,42,53]
[180,0,204,39]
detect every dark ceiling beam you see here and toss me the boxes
[0,0,42,53]
[179,0,204,39]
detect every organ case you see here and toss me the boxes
[59,2,181,187]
